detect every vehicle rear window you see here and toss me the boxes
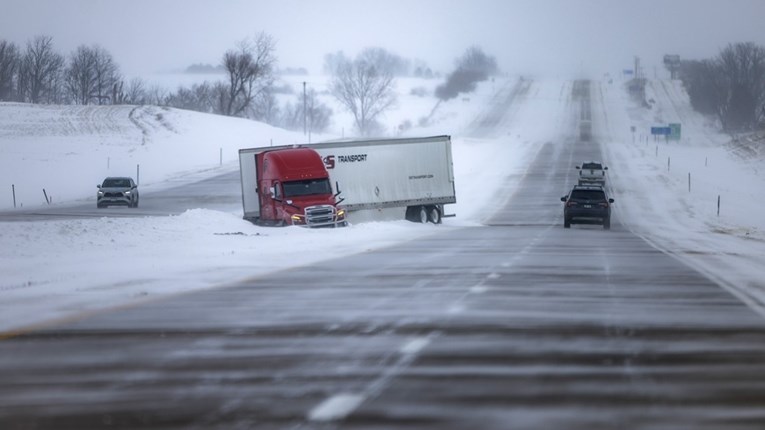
[582,163,602,169]
[570,190,605,201]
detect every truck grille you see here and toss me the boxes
[305,205,337,227]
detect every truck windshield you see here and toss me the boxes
[282,178,332,197]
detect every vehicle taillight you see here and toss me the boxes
[599,202,609,208]
[566,201,577,207]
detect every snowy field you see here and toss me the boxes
[2,75,765,333]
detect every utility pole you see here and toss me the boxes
[303,81,307,135]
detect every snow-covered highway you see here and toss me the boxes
[3,77,765,428]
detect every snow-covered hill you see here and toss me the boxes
[0,103,307,209]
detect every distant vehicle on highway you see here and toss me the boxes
[97,177,139,208]
[576,161,607,186]
[560,184,614,230]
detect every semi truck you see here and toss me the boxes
[238,135,456,226]
[238,146,347,227]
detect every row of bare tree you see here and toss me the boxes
[435,46,498,101]
[1,33,490,137]
[0,33,338,134]
[679,42,765,132]
[0,36,130,105]
[159,33,331,133]
[0,34,281,113]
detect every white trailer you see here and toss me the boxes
[239,135,456,223]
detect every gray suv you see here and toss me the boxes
[97,177,139,208]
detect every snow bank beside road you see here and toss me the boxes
[0,210,439,332]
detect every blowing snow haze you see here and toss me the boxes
[2,0,765,77]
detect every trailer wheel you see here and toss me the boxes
[418,206,428,224]
[427,206,441,224]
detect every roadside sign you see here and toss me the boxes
[668,123,681,140]
[651,126,671,135]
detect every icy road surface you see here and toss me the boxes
[2,79,765,428]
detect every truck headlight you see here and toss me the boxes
[124,191,131,195]
[291,214,305,224]
[336,209,346,219]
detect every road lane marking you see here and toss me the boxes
[399,337,431,355]
[308,393,366,422]
[308,333,438,422]
[470,285,487,294]
[447,304,464,314]
[412,280,430,289]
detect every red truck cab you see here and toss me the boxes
[256,148,346,227]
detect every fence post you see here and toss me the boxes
[136,164,140,185]
[717,195,721,217]
[688,172,691,192]
[668,157,671,172]
[219,148,223,166]
[43,188,50,205]
[12,184,16,208]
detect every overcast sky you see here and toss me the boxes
[3,0,765,78]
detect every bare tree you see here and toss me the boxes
[717,42,765,130]
[436,46,498,100]
[19,35,64,104]
[165,81,217,113]
[220,32,276,117]
[65,45,97,104]
[123,77,147,105]
[357,47,410,76]
[0,39,20,101]
[64,45,121,105]
[146,84,169,106]
[679,59,723,117]
[91,45,121,104]
[681,42,765,131]
[250,90,280,124]
[281,88,332,133]
[330,49,396,135]
[323,51,350,75]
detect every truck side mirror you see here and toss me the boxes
[604,166,608,170]
[269,186,276,199]
[575,166,581,170]
[560,196,567,202]
[97,184,101,188]
[334,181,343,197]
